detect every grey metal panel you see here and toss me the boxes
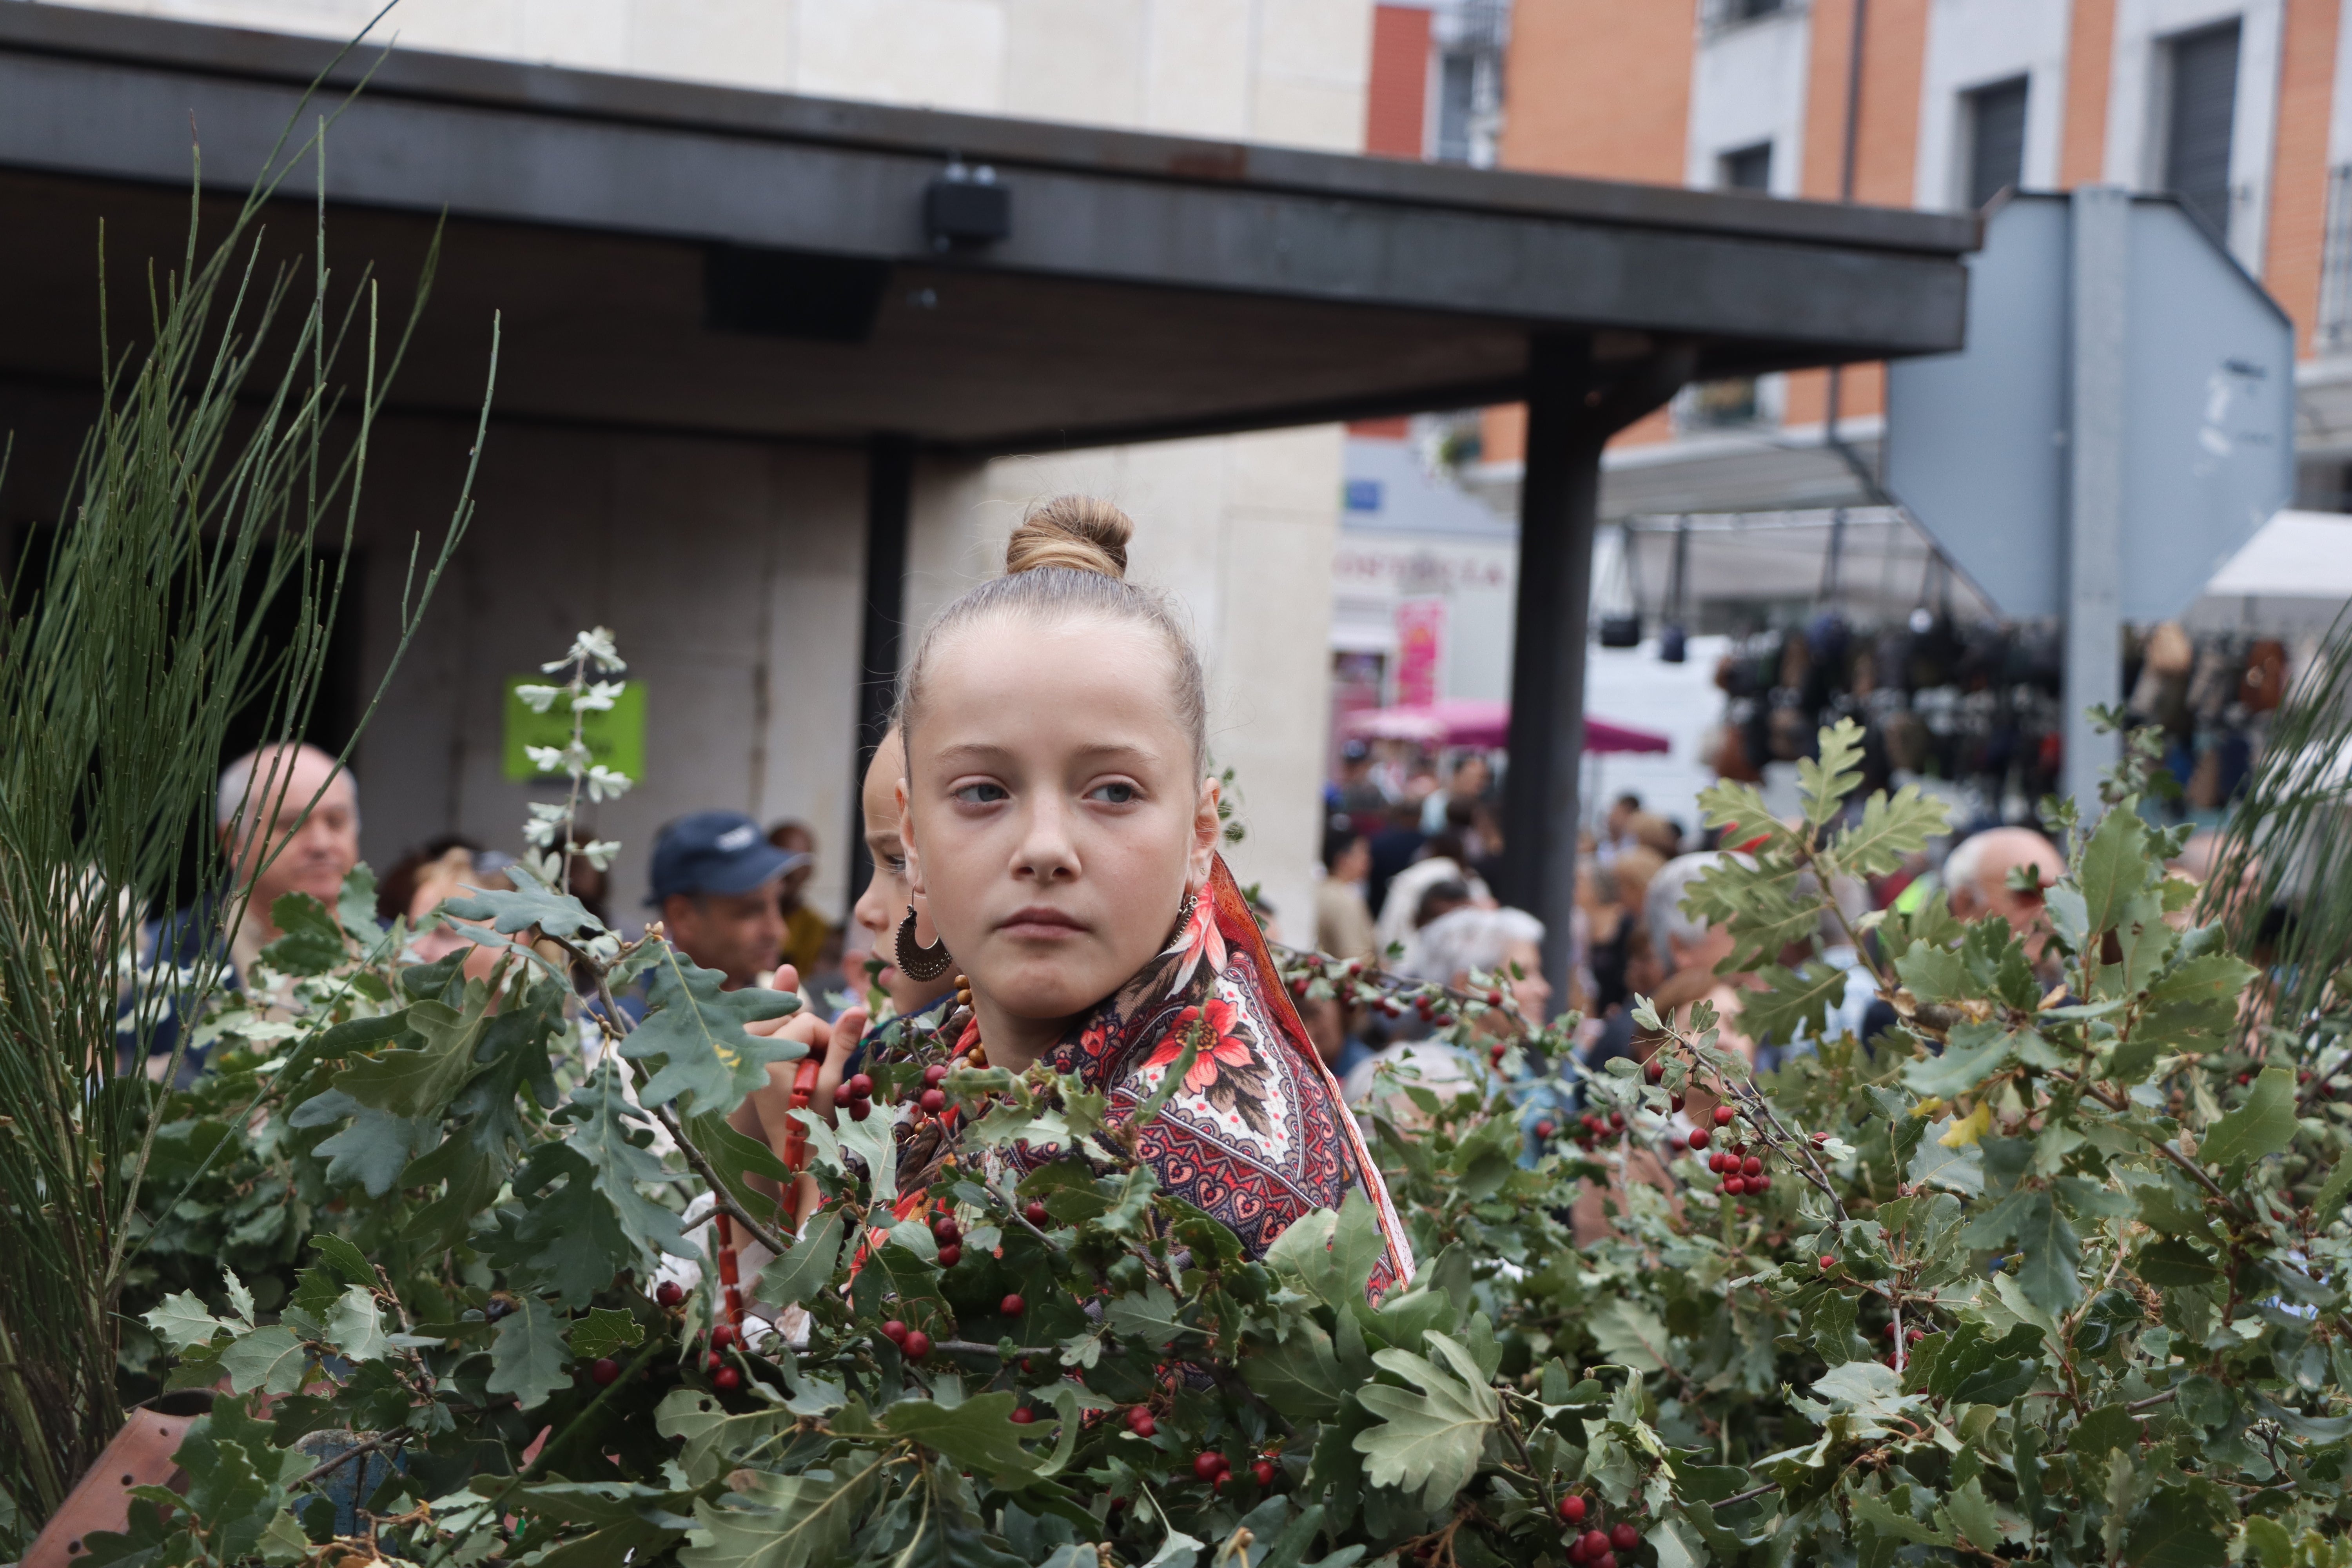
[0,48,1969,354]
[2118,198,2295,620]
[1884,192,2072,615]
[1884,191,2292,622]
[0,3,1976,258]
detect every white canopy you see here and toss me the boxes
[2184,509,2352,633]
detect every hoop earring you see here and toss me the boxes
[895,906,953,982]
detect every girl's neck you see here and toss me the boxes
[968,996,1079,1075]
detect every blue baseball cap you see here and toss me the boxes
[646,811,808,905]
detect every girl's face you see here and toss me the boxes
[849,729,956,1018]
[901,615,1218,1062]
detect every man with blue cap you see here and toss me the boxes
[648,810,810,991]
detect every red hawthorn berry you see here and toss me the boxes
[1644,1058,1664,1083]
[1595,1553,1618,1568]
[1024,1200,1050,1227]
[1820,1254,1838,1270]
[1884,1322,1900,1339]
[711,1324,738,1349]
[1713,1105,1734,1126]
[2238,1072,2251,1085]
[1582,1530,1610,1559]
[933,1214,962,1244]
[937,1244,963,1269]
[1486,989,1504,1007]
[1534,1120,1555,1139]
[1743,1155,1764,1176]
[1722,1176,1745,1196]
[1010,1407,1037,1425]
[713,1365,742,1391]
[844,1073,873,1100]
[1609,1111,1626,1131]
[706,1352,724,1372]
[1670,1092,1685,1112]
[1612,1523,1640,1551]
[1559,1495,1588,1524]
[590,1357,621,1385]
[1252,1460,1278,1487]
[655,1281,685,1308]
[1751,1174,1771,1192]
[1193,1452,1227,1482]
[1291,978,1308,996]
[1810,1131,1828,1145]
[1213,1474,1229,1492]
[1687,1128,1710,1150]
[920,1088,947,1114]
[924,1063,950,1087]
[1909,1327,1927,1342]
[901,1330,931,1359]
[1129,1414,1158,1439]
[1001,1294,1025,1316]
[882,1319,909,1345]
[849,1099,872,1121]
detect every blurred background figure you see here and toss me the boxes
[1376,818,1491,958]
[1329,737,1386,818]
[647,811,795,994]
[1944,827,2066,971]
[128,742,361,1082]
[1316,823,1378,965]
[845,728,959,1024]
[765,818,830,978]
[403,844,515,985]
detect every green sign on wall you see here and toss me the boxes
[502,676,648,783]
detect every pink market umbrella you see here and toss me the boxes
[1343,700,1669,754]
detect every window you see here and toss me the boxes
[1434,51,1477,163]
[2319,165,2352,353]
[2163,20,2240,241]
[1719,142,1773,193]
[1962,77,2029,211]
[1708,0,1788,24]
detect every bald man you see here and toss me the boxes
[1944,827,2066,965]
[125,742,362,1082]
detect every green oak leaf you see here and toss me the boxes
[335,980,497,1120]
[2076,806,2153,936]
[682,1468,874,1568]
[262,893,351,976]
[487,1294,570,1410]
[1903,1020,2020,1099]
[441,860,608,941]
[296,1092,435,1198]
[2200,1066,2296,1171]
[752,1209,846,1313]
[220,1327,310,1397]
[569,1307,645,1361]
[656,1387,796,1488]
[143,1291,229,1353]
[557,1062,695,1265]
[1350,1331,1499,1510]
[621,946,802,1119]
[1829,784,1950,878]
[1587,1298,1674,1374]
[1250,1320,1349,1423]
[403,982,566,1248]
[324,1285,388,1362]
[882,1392,1041,1483]
[309,1233,378,1288]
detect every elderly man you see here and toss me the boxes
[1943,827,2067,964]
[129,742,362,1081]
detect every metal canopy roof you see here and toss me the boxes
[0,7,1977,451]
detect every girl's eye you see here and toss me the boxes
[952,782,1009,806]
[882,854,907,873]
[1087,782,1139,805]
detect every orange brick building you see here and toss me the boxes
[1361,0,2352,519]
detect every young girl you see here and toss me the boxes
[886,497,1413,1293]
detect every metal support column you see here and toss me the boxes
[2063,187,2130,810]
[1501,336,1605,1013]
[847,433,916,920]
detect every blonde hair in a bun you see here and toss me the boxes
[898,495,1205,769]
[1003,495,1132,578]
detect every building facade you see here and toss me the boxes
[1443,0,2352,520]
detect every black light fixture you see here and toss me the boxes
[924,159,1012,251]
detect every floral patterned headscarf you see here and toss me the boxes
[1002,855,1417,1299]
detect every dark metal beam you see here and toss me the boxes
[846,434,915,924]
[1501,339,1695,1013]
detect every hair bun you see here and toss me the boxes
[1004,495,1133,579]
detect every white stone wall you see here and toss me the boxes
[54,0,1366,924]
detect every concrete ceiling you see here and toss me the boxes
[0,7,1980,454]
